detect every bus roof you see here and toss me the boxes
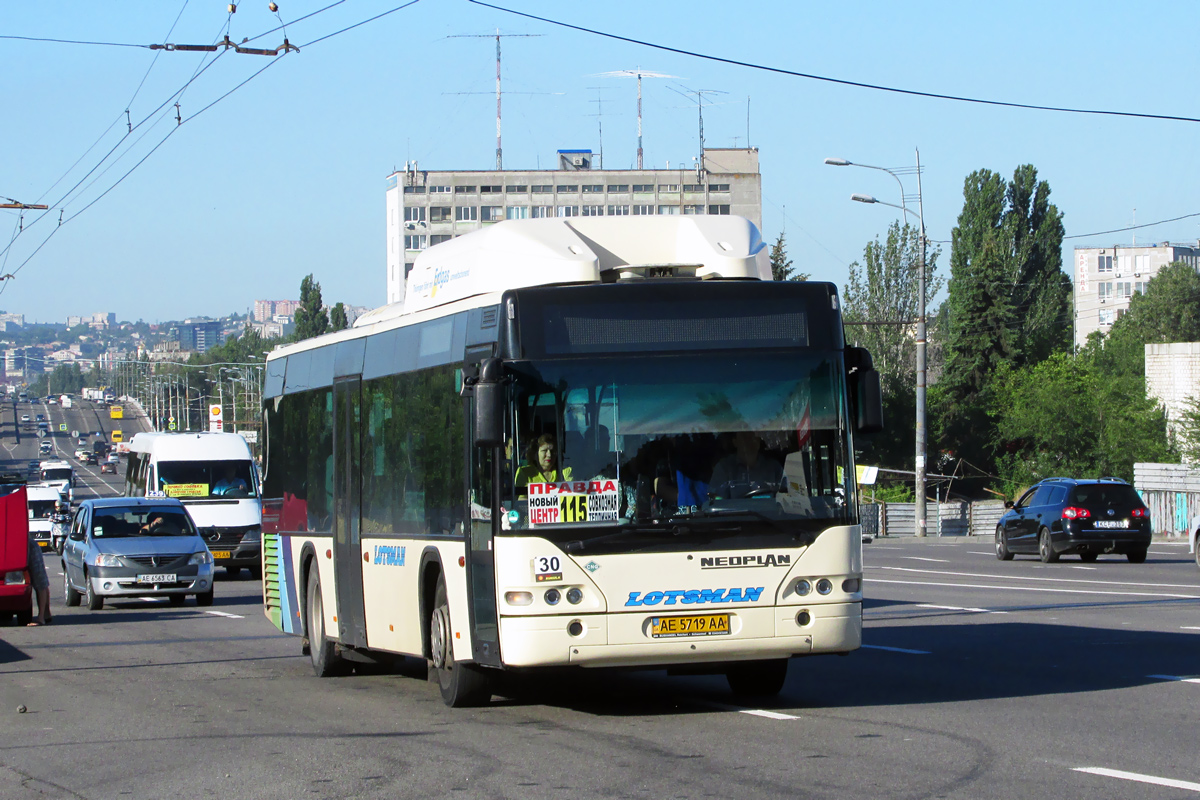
[267,215,771,362]
[129,432,254,461]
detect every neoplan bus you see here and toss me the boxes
[261,215,883,706]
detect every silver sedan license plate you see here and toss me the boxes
[137,573,176,584]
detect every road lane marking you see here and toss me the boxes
[868,577,1200,599]
[861,644,930,655]
[902,557,949,563]
[917,603,1007,615]
[869,565,1200,591]
[203,610,244,619]
[1182,626,1200,631]
[968,551,993,556]
[740,709,798,720]
[1147,674,1200,684]
[1073,766,1200,792]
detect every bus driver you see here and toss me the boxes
[708,431,784,500]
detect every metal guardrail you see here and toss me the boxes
[861,500,1006,537]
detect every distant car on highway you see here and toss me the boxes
[35,414,45,422]
[20,414,30,423]
[100,460,117,475]
[997,478,1151,563]
[84,453,98,466]
[61,496,215,609]
[39,440,53,455]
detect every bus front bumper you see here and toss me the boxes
[497,602,861,668]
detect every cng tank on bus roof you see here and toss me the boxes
[400,215,770,316]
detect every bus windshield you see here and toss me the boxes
[157,460,257,499]
[490,352,856,552]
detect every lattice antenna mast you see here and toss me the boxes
[668,85,727,167]
[592,69,677,169]
[449,30,543,169]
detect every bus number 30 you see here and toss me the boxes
[537,556,561,573]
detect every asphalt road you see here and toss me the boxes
[2,535,1198,799]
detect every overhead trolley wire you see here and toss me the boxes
[466,0,1200,125]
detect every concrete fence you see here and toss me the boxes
[861,500,1007,537]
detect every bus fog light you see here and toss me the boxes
[796,610,811,626]
[795,579,812,596]
[566,587,583,604]
[544,588,561,605]
[567,620,584,637]
[505,591,533,606]
[816,578,833,595]
[842,578,860,593]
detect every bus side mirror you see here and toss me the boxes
[847,347,884,434]
[473,357,505,448]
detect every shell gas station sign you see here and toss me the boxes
[208,404,223,432]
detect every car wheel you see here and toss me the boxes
[169,594,186,606]
[995,528,1013,561]
[85,573,103,610]
[429,575,492,707]
[195,589,214,606]
[1038,528,1059,563]
[1079,552,1098,563]
[726,658,789,697]
[1127,548,1148,564]
[305,566,344,677]
[63,568,81,607]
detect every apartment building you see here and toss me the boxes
[1073,242,1200,348]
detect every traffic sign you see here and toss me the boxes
[58,423,66,431]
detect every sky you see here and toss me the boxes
[2,1,1198,324]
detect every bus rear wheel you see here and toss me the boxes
[306,567,344,677]
[429,577,492,707]
[726,658,789,697]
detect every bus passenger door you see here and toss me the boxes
[334,376,368,648]
[465,357,501,666]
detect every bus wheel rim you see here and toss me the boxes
[431,606,449,670]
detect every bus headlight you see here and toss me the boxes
[842,578,861,593]
[794,579,812,596]
[505,591,533,606]
[566,587,583,604]
[816,578,833,595]
[544,588,561,605]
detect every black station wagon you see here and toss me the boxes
[996,478,1151,563]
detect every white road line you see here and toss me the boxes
[693,700,799,720]
[902,557,949,563]
[869,565,1200,591]
[1182,626,1200,631]
[869,577,1200,600]
[917,603,1007,615]
[968,551,993,556]
[861,644,930,655]
[202,610,244,619]
[1147,674,1200,685]
[1073,766,1200,792]
[1070,566,1098,570]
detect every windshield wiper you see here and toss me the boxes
[678,508,818,544]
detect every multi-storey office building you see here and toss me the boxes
[384,147,764,305]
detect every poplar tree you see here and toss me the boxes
[293,274,328,341]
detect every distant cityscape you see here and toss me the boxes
[0,300,370,384]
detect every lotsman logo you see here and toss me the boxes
[373,545,406,566]
[625,588,764,607]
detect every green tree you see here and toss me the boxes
[937,165,1070,471]
[1178,396,1200,466]
[329,302,349,332]
[769,232,808,281]
[292,274,328,341]
[844,221,942,470]
[991,352,1174,485]
[1087,262,1200,378]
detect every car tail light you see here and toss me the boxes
[1130,507,1148,518]
[1062,506,1091,520]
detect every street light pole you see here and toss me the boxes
[826,152,929,537]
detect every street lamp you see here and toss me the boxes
[826,151,929,538]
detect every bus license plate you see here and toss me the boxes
[210,550,232,559]
[650,614,730,639]
[137,573,176,584]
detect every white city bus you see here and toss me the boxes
[261,216,882,706]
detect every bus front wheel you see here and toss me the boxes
[726,658,789,697]
[306,567,344,677]
[429,577,492,707]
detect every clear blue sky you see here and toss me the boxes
[2,1,1197,323]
